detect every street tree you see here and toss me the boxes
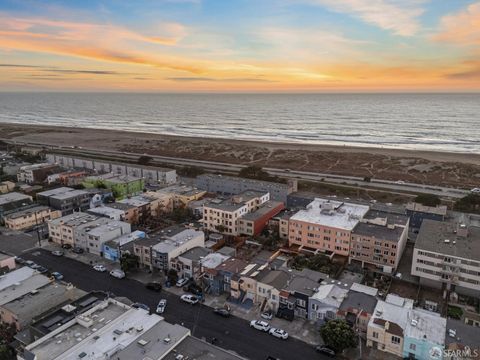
[320,319,357,353]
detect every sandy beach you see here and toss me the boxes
[1,123,479,188]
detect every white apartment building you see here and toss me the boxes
[411,219,480,297]
[203,191,269,236]
[80,220,131,255]
[47,212,100,247]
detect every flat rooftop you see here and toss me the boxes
[405,308,446,346]
[105,202,136,211]
[25,299,162,360]
[205,190,267,212]
[163,335,247,360]
[85,221,129,237]
[88,206,125,217]
[352,222,405,242]
[152,229,204,254]
[87,173,142,184]
[49,189,89,201]
[197,173,291,189]
[363,209,409,227]
[48,212,99,227]
[290,198,370,230]
[0,272,51,306]
[415,219,480,261]
[241,201,284,221]
[179,246,211,261]
[37,187,74,197]
[4,205,53,220]
[118,196,151,207]
[0,192,32,206]
[445,318,480,349]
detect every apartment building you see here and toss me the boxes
[103,230,145,262]
[4,205,61,230]
[83,173,144,199]
[88,205,126,221]
[0,180,15,194]
[350,210,409,272]
[270,210,296,240]
[37,187,91,215]
[47,212,99,247]
[195,173,297,203]
[237,200,285,236]
[406,202,447,229]
[171,246,212,280]
[79,220,131,256]
[17,163,60,184]
[203,191,270,236]
[47,170,88,186]
[118,191,173,223]
[104,202,138,223]
[288,199,370,256]
[158,184,207,208]
[411,219,480,297]
[133,237,161,270]
[0,192,33,220]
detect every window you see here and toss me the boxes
[409,343,416,351]
[391,336,401,345]
[372,331,378,339]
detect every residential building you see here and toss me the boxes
[203,191,270,236]
[83,173,144,199]
[289,198,370,256]
[195,173,297,203]
[4,205,61,230]
[308,282,350,324]
[103,230,145,262]
[0,180,15,194]
[171,246,212,280]
[444,318,480,359]
[367,294,414,358]
[237,200,285,236]
[158,184,207,208]
[47,212,99,247]
[37,187,91,215]
[406,202,447,229]
[47,170,88,186]
[255,267,292,313]
[79,220,131,256]
[0,253,15,271]
[350,210,409,272]
[133,237,161,270]
[403,308,446,360]
[88,205,127,221]
[118,192,172,223]
[20,298,165,360]
[279,268,328,319]
[151,228,205,271]
[17,163,60,184]
[336,283,378,337]
[206,257,247,295]
[46,153,177,184]
[411,219,480,297]
[0,192,33,220]
[104,202,138,224]
[0,282,85,331]
[270,210,295,240]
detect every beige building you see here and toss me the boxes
[288,199,370,256]
[158,185,206,208]
[203,191,270,236]
[47,212,99,246]
[350,210,409,272]
[0,253,15,270]
[0,181,15,194]
[4,206,62,231]
[118,191,173,224]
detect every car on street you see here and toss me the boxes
[145,282,162,292]
[315,345,336,357]
[180,294,199,305]
[176,277,190,287]
[395,180,405,185]
[51,250,64,257]
[156,299,167,314]
[213,307,230,317]
[61,244,72,249]
[261,311,273,320]
[72,247,84,254]
[14,256,26,265]
[93,264,107,272]
[132,303,150,312]
[36,266,48,274]
[269,328,289,340]
[109,269,125,279]
[471,188,480,194]
[25,260,36,268]
[51,272,64,280]
[250,320,271,332]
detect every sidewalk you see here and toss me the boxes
[43,243,118,270]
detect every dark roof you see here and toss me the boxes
[105,202,135,211]
[339,290,378,314]
[445,318,480,349]
[352,222,405,242]
[374,318,404,337]
[133,237,160,247]
[364,210,409,226]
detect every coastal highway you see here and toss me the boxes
[4,139,471,199]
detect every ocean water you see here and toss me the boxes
[0,92,479,154]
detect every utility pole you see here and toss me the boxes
[356,309,364,360]
[34,210,42,248]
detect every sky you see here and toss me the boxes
[0,0,479,92]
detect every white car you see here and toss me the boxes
[176,278,189,287]
[250,320,270,332]
[156,299,167,314]
[109,269,125,279]
[180,294,199,305]
[261,311,273,320]
[269,328,289,340]
[471,188,480,194]
[395,180,405,185]
[93,264,107,272]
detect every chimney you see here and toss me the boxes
[385,321,390,331]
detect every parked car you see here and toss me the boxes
[213,307,230,317]
[268,328,289,340]
[249,320,270,332]
[25,260,36,268]
[51,250,64,257]
[132,303,150,312]
[261,311,273,320]
[93,264,107,272]
[471,188,480,194]
[176,278,190,287]
[145,282,162,292]
[51,272,64,280]
[72,247,84,254]
[156,299,167,314]
[315,345,336,358]
[183,283,202,296]
[180,294,199,305]
[109,269,125,279]
[61,244,72,249]
[36,266,48,274]
[14,256,25,265]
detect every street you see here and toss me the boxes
[21,249,325,360]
